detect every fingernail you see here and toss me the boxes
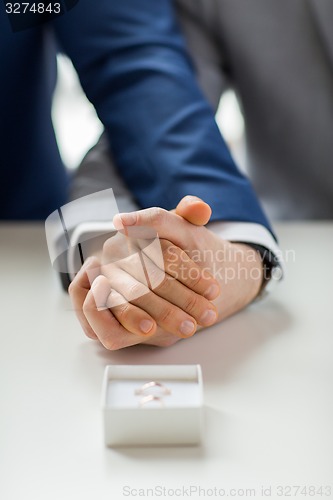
[183,195,197,205]
[204,284,220,300]
[180,320,196,336]
[140,319,154,334]
[120,212,137,226]
[200,309,217,326]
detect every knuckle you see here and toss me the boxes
[162,241,181,263]
[186,272,203,289]
[68,280,75,295]
[102,240,121,264]
[102,237,113,255]
[177,248,191,262]
[158,306,175,325]
[151,272,171,293]
[83,328,96,340]
[107,290,125,308]
[82,295,93,314]
[102,337,121,351]
[149,207,165,225]
[127,281,147,301]
[146,265,164,286]
[183,293,200,315]
[114,302,131,322]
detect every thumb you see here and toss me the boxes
[175,196,212,226]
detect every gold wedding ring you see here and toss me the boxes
[135,381,172,396]
[138,395,165,407]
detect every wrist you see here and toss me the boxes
[210,241,264,321]
[230,243,264,302]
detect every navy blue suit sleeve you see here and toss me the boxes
[53,0,274,235]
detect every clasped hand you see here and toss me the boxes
[69,196,263,349]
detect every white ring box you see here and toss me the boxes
[101,364,203,447]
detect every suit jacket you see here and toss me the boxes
[0,0,272,235]
[176,0,333,219]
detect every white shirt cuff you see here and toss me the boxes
[207,221,284,289]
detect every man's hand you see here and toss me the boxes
[68,198,220,350]
[113,198,264,321]
[69,196,263,350]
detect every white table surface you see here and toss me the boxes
[0,223,332,500]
